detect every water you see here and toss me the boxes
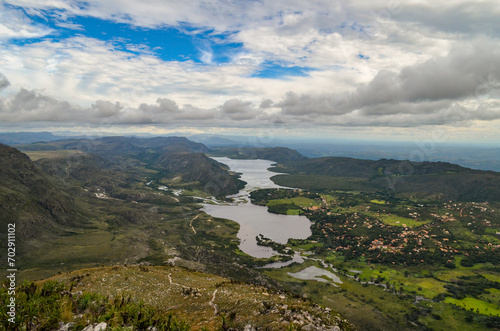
[287,266,343,286]
[202,157,312,259]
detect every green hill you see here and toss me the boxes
[210,147,306,163]
[17,136,243,196]
[0,144,88,247]
[272,157,500,202]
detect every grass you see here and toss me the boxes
[370,199,386,205]
[322,195,337,203]
[1,278,192,330]
[482,273,500,283]
[271,174,376,192]
[444,297,500,316]
[267,197,319,207]
[35,266,352,330]
[373,213,431,227]
[357,266,446,299]
[24,150,85,161]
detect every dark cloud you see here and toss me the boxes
[397,2,500,37]
[0,73,9,90]
[219,99,260,120]
[1,42,499,129]
[259,99,274,109]
[277,42,500,126]
[90,100,123,117]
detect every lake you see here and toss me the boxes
[202,157,312,259]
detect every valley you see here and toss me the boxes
[0,135,499,330]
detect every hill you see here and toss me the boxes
[17,136,243,196]
[0,144,88,250]
[153,153,245,196]
[272,157,500,202]
[210,147,306,163]
[12,265,353,330]
[0,131,67,145]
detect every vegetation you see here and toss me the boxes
[271,156,500,202]
[1,279,191,330]
[252,187,500,330]
[3,137,500,330]
[209,147,306,163]
[1,266,353,330]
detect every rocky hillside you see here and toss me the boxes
[154,152,245,196]
[17,136,243,196]
[33,265,354,331]
[0,144,87,246]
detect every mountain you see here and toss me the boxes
[211,147,307,163]
[0,131,67,145]
[153,152,245,196]
[0,144,87,246]
[17,136,243,196]
[273,156,500,202]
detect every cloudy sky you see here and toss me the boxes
[0,0,499,143]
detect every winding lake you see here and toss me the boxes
[202,157,312,259]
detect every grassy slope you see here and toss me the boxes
[38,265,353,330]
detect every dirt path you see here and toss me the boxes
[190,214,201,234]
[168,273,189,289]
[209,289,218,315]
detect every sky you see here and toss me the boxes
[0,0,499,144]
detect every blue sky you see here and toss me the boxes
[0,0,499,143]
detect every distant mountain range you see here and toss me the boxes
[210,146,306,163]
[2,131,499,171]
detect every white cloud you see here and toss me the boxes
[0,0,499,142]
[0,5,53,41]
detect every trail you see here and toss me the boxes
[209,289,218,315]
[168,273,189,289]
[190,214,201,234]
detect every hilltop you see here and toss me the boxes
[10,265,353,330]
[271,157,500,202]
[16,136,243,196]
[210,147,306,163]
[0,144,88,247]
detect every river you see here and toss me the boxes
[202,157,312,259]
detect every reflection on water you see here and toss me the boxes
[287,266,343,286]
[202,157,311,259]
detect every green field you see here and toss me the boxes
[375,213,431,227]
[267,197,319,207]
[24,150,85,161]
[445,297,500,316]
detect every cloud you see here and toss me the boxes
[0,73,9,90]
[277,42,500,126]
[1,38,500,130]
[0,5,53,41]
[1,1,500,136]
[219,99,260,120]
[0,83,263,126]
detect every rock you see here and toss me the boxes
[94,322,107,331]
[81,326,94,331]
[243,325,256,331]
[58,322,75,331]
[72,291,83,297]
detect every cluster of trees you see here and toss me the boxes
[443,275,500,300]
